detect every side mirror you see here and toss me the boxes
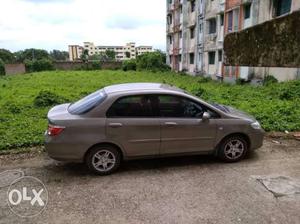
[202,112,211,121]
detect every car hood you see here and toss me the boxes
[47,103,71,122]
[226,106,256,121]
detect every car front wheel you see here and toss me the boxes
[218,136,248,162]
[86,145,121,175]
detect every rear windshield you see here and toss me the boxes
[68,90,107,115]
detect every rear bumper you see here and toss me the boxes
[249,129,265,150]
[45,133,86,162]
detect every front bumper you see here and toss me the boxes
[249,129,265,150]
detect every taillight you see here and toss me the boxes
[47,124,65,136]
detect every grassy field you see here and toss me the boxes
[0,70,299,151]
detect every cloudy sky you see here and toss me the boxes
[0,0,166,52]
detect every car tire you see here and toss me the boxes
[218,135,248,162]
[85,145,121,175]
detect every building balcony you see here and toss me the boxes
[188,11,196,27]
[219,0,225,13]
[167,25,174,33]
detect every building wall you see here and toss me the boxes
[166,0,300,81]
[69,42,153,61]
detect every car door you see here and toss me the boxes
[106,95,160,157]
[158,95,217,155]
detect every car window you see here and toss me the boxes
[107,95,159,117]
[68,90,107,115]
[158,95,219,118]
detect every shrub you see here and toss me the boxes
[122,59,137,71]
[197,76,212,83]
[90,61,102,70]
[0,58,5,76]
[191,87,206,97]
[136,51,170,71]
[25,59,54,72]
[34,90,68,107]
[263,75,278,85]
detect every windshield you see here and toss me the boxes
[68,90,107,115]
[208,102,230,113]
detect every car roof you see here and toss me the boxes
[103,82,185,94]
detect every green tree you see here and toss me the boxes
[14,48,50,62]
[0,49,15,63]
[0,58,5,75]
[125,51,131,58]
[80,49,89,62]
[50,50,69,61]
[136,51,169,71]
[105,50,116,61]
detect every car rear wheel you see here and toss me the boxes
[218,136,248,162]
[86,145,121,175]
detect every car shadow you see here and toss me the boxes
[44,150,260,178]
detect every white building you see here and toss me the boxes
[68,42,153,61]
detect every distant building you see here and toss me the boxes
[166,0,300,81]
[68,42,153,61]
[68,45,83,61]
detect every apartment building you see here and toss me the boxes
[68,45,83,61]
[223,0,300,82]
[68,42,153,61]
[166,0,201,74]
[166,0,300,81]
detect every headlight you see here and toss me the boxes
[251,121,261,129]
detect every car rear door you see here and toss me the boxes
[158,95,217,155]
[106,95,160,157]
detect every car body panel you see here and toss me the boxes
[45,83,265,162]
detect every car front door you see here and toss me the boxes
[106,95,160,157]
[158,95,217,155]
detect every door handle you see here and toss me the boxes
[108,123,123,128]
[164,122,178,126]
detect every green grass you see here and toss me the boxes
[0,70,299,151]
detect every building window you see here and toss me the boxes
[168,0,172,4]
[220,13,224,26]
[274,0,292,17]
[189,53,194,64]
[168,35,173,44]
[179,31,182,39]
[180,5,183,14]
[191,0,195,12]
[218,50,223,62]
[244,4,251,19]
[167,14,173,25]
[208,18,217,34]
[169,55,172,64]
[228,11,233,32]
[190,27,195,39]
[179,54,182,62]
[208,52,215,65]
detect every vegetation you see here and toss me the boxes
[0,59,5,76]
[136,51,169,71]
[0,70,299,151]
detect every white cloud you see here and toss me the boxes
[0,0,166,52]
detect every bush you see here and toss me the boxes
[122,59,136,71]
[136,51,170,71]
[25,59,54,72]
[90,61,102,70]
[34,90,68,107]
[0,59,5,76]
[263,75,278,85]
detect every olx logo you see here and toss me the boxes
[8,187,45,206]
[7,176,48,218]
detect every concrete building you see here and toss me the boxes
[68,42,153,61]
[203,0,225,79]
[224,0,300,82]
[68,45,83,61]
[166,0,300,81]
